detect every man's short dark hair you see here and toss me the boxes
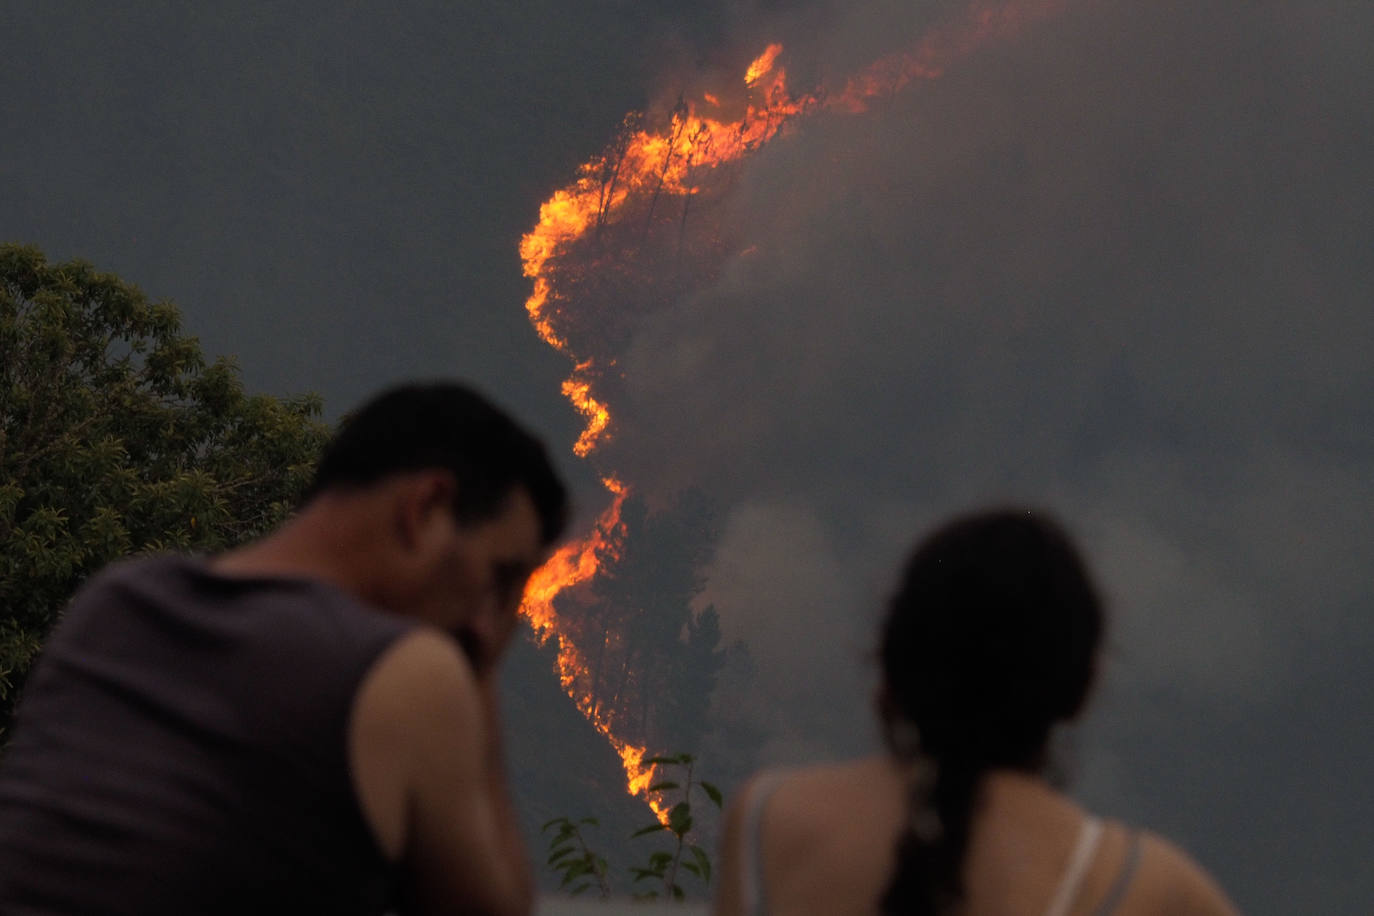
[307,381,569,546]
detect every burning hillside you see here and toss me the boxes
[515,0,1072,813]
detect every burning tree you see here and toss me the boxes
[571,490,724,754]
[516,0,1075,816]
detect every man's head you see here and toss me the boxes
[308,381,568,547]
[305,381,569,670]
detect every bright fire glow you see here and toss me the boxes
[520,474,670,819]
[744,43,784,87]
[517,0,1069,821]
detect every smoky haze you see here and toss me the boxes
[609,0,1374,909]
[3,0,1371,911]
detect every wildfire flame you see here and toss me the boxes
[744,43,784,88]
[518,475,672,817]
[516,0,1069,821]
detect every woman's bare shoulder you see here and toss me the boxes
[1125,829,1241,916]
[775,755,900,791]
[767,757,900,816]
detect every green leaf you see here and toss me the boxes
[541,817,568,832]
[0,243,331,743]
[681,862,701,877]
[668,801,692,836]
[647,781,680,793]
[700,781,724,809]
[570,882,592,896]
[671,884,685,899]
[689,844,712,884]
[631,822,668,838]
[546,847,575,865]
[559,860,590,888]
[579,817,599,826]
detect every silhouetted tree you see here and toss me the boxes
[595,112,644,240]
[644,96,690,236]
[563,488,724,751]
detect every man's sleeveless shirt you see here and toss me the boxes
[0,556,414,915]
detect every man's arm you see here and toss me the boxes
[465,677,533,913]
[350,629,533,916]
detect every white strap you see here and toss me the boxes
[1042,816,1104,916]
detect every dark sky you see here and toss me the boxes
[4,1,1372,911]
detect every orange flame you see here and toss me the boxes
[522,475,627,640]
[561,374,611,457]
[517,0,1069,821]
[520,474,670,819]
[744,43,784,87]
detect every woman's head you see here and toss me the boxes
[880,508,1104,771]
[878,508,1105,915]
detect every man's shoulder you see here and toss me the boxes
[50,553,195,629]
[349,628,486,784]
[348,628,484,862]
[77,552,196,592]
[61,552,412,659]
[357,629,480,720]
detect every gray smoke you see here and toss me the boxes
[609,1,1373,907]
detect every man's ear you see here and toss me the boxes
[395,470,459,552]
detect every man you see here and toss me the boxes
[0,381,568,915]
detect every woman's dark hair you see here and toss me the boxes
[306,381,569,547]
[879,508,1103,915]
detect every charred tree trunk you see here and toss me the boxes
[595,112,642,242]
[644,97,689,238]
[677,124,713,262]
[589,626,610,720]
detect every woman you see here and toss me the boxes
[716,509,1238,915]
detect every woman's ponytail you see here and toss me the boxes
[881,746,985,915]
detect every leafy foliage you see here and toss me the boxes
[541,816,612,898]
[543,750,724,901]
[630,752,722,901]
[0,244,331,738]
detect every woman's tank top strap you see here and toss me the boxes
[739,771,789,916]
[1090,830,1143,916]
[1042,815,1105,916]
